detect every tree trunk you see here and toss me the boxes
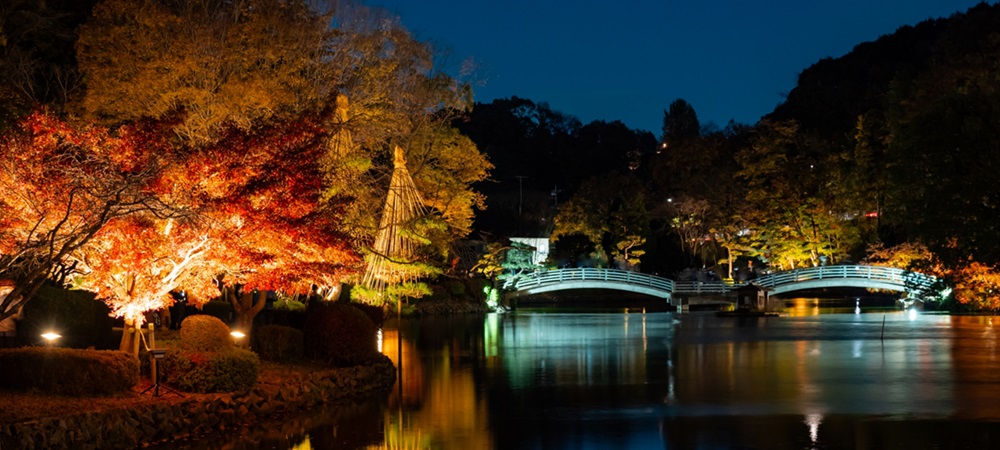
[225,286,265,344]
[726,246,734,280]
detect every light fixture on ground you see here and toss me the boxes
[41,331,61,346]
[230,330,247,348]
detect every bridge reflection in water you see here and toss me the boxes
[507,265,940,308]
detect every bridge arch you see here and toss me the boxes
[506,268,673,300]
[753,265,938,298]
[506,265,940,304]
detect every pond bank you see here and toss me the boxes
[0,355,396,450]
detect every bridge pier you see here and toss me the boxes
[671,295,688,313]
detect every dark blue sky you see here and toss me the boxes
[371,0,988,134]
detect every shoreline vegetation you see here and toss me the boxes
[0,287,489,449]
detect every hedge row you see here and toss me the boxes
[0,347,138,396]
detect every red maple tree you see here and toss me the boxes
[73,114,360,352]
[0,111,173,323]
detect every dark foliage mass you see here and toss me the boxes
[455,97,656,238]
[768,2,1000,266]
[302,302,380,367]
[0,347,139,395]
[17,284,116,349]
[253,324,305,362]
[0,0,100,128]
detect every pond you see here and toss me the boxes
[180,305,1000,449]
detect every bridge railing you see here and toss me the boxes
[754,265,938,291]
[508,265,938,297]
[672,280,738,295]
[510,268,674,293]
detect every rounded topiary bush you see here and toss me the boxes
[303,302,380,367]
[0,348,139,395]
[159,347,259,393]
[180,314,233,351]
[253,325,304,362]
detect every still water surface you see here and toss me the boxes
[186,307,1000,449]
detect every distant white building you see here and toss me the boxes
[509,237,550,266]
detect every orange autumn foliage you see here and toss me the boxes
[74,115,360,327]
[0,112,173,322]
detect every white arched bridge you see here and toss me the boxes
[504,265,940,306]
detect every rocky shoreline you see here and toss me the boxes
[0,355,397,450]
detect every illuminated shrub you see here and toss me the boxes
[160,347,259,393]
[0,348,139,395]
[162,315,258,393]
[253,325,304,362]
[180,315,233,352]
[303,302,379,367]
[274,299,306,311]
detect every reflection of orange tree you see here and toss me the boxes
[373,428,429,450]
[381,329,425,407]
[672,339,809,446]
[379,330,492,450]
[949,316,1000,419]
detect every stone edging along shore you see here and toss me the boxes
[0,355,397,450]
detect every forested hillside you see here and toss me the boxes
[462,2,1000,310]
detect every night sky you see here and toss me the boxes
[372,0,988,134]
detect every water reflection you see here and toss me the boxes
[380,316,493,449]
[179,309,1000,449]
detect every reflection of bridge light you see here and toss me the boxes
[909,308,918,321]
[789,298,820,317]
[377,328,383,353]
[642,315,647,352]
[805,413,823,444]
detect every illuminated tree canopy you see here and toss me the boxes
[0,112,175,322]
[0,0,489,324]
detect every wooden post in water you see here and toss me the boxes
[881,315,886,341]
